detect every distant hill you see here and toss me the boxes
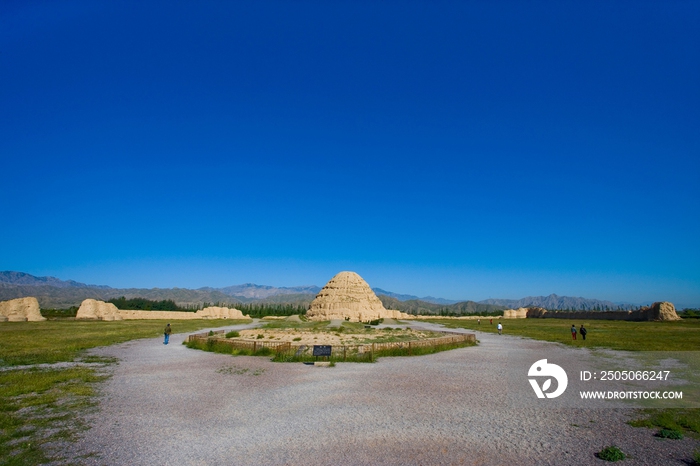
[1,271,641,311]
[201,283,321,300]
[372,288,459,305]
[478,294,637,311]
[378,296,504,315]
[0,283,242,309]
[250,293,315,305]
[0,272,321,308]
[0,271,111,289]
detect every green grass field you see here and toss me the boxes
[425,317,700,352]
[0,319,251,366]
[0,319,250,465]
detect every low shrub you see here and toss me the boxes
[293,337,302,341]
[225,331,239,338]
[657,428,683,439]
[271,351,374,363]
[597,446,625,462]
[254,347,273,356]
[187,339,277,358]
[629,408,700,434]
[693,448,700,465]
[374,340,475,357]
[256,334,264,339]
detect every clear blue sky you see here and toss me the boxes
[1,1,698,307]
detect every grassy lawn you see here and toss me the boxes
[0,319,251,367]
[0,319,250,465]
[425,317,700,352]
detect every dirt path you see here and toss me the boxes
[66,321,698,465]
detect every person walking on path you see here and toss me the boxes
[497,322,503,335]
[164,323,172,345]
[477,319,481,325]
[570,324,577,340]
[579,324,587,341]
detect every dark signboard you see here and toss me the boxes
[313,345,332,357]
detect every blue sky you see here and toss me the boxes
[1,1,699,307]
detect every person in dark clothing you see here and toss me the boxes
[579,324,587,341]
[164,323,172,345]
[571,324,577,340]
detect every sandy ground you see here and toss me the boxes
[57,321,699,466]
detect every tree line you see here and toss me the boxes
[234,303,308,318]
[108,296,192,311]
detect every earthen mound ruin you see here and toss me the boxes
[643,301,681,321]
[0,297,46,322]
[76,299,123,321]
[503,307,529,318]
[521,302,681,321]
[78,300,249,320]
[305,271,410,322]
[195,306,247,319]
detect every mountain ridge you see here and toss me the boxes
[372,288,459,305]
[0,271,641,311]
[477,293,637,311]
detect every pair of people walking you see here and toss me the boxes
[571,324,587,341]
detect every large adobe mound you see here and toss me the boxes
[79,300,250,320]
[195,306,248,319]
[503,308,529,319]
[306,271,410,322]
[0,297,46,322]
[645,301,681,321]
[522,302,681,321]
[76,299,123,321]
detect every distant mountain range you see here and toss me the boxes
[371,288,459,305]
[0,271,639,311]
[477,294,636,311]
[378,296,503,315]
[200,283,322,300]
[0,271,111,289]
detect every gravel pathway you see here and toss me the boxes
[64,321,698,465]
